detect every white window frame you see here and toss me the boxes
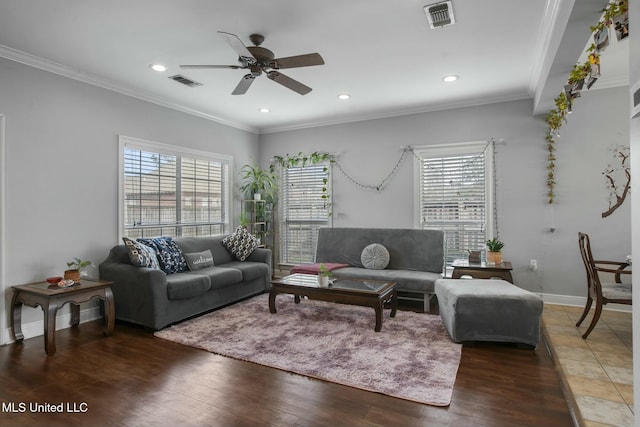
[118,135,232,239]
[278,161,332,266]
[413,141,495,267]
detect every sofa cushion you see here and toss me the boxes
[122,237,159,269]
[222,226,259,261]
[330,267,442,294]
[184,250,214,271]
[187,266,243,290]
[176,236,234,265]
[166,273,211,300]
[361,243,390,270]
[223,261,270,282]
[138,237,187,274]
[315,227,444,274]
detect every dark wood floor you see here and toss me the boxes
[0,311,574,427]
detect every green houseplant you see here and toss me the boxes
[64,257,92,281]
[239,163,276,202]
[485,238,504,265]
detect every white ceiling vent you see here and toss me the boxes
[169,74,203,88]
[424,1,455,29]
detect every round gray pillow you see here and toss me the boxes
[361,243,390,270]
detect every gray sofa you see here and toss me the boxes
[99,236,271,330]
[315,227,444,311]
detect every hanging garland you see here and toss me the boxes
[545,0,628,204]
[270,151,334,204]
[334,147,412,192]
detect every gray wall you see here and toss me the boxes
[628,0,639,418]
[0,51,630,332]
[0,57,259,326]
[260,87,631,299]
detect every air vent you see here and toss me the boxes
[424,1,455,29]
[169,74,202,88]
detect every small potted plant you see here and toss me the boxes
[317,264,332,287]
[486,238,504,265]
[64,257,92,281]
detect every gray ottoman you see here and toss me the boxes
[435,278,543,347]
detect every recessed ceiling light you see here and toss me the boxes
[443,75,458,83]
[337,93,351,100]
[150,64,167,72]
[259,108,270,113]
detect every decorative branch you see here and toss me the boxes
[602,145,631,218]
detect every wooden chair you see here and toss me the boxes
[576,232,632,339]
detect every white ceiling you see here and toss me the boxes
[0,0,629,134]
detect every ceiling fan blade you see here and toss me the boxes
[232,74,255,95]
[180,65,244,69]
[217,31,257,65]
[267,71,312,95]
[272,53,325,69]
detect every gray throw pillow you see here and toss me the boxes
[361,243,390,270]
[122,237,159,269]
[184,250,214,271]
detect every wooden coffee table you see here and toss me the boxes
[269,273,397,332]
[451,259,514,283]
[11,279,114,356]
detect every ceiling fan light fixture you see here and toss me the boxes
[443,75,458,83]
[338,93,351,100]
[150,64,167,72]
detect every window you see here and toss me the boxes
[119,136,230,239]
[415,141,495,266]
[279,163,331,265]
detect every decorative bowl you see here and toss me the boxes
[46,276,63,284]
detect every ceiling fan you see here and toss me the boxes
[180,31,325,95]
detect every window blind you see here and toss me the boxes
[417,142,494,265]
[279,164,330,265]
[121,137,229,239]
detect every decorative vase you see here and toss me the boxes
[253,193,261,201]
[64,269,81,281]
[317,275,329,288]
[486,251,502,266]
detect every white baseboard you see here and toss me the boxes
[1,306,103,345]
[541,292,632,312]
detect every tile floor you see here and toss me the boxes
[542,304,633,427]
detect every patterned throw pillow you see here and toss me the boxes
[361,243,390,270]
[137,237,187,274]
[184,250,214,271]
[222,226,259,261]
[122,237,159,269]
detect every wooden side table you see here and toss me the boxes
[451,260,514,283]
[11,279,114,356]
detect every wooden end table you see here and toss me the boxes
[11,279,115,356]
[451,259,514,283]
[270,274,397,332]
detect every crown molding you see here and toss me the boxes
[259,92,531,134]
[0,44,259,134]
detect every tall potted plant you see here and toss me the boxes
[486,238,504,265]
[239,163,276,202]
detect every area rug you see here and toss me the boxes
[154,293,462,406]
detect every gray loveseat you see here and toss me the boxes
[315,227,444,311]
[99,236,271,330]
